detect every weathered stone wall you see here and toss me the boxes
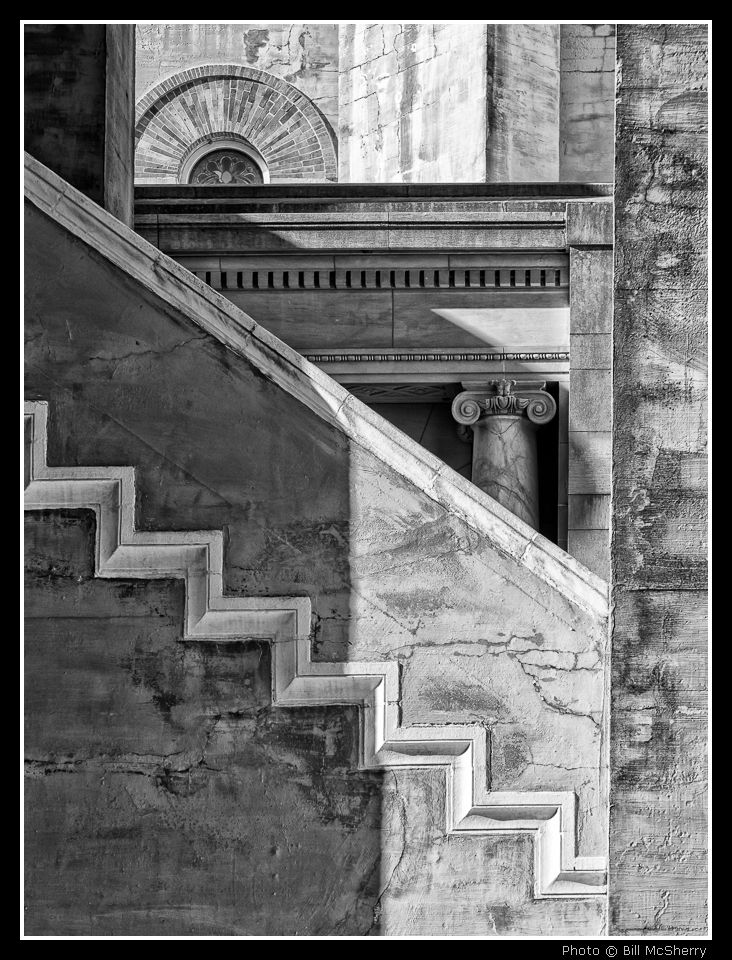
[611,24,708,935]
[25,179,607,934]
[559,25,615,183]
[338,23,487,182]
[136,24,339,132]
[133,23,614,185]
[24,24,135,225]
[485,24,561,182]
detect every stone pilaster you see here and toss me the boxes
[451,379,557,529]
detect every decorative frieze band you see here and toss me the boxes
[344,380,564,405]
[344,383,458,404]
[188,265,569,293]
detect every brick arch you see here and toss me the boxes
[135,64,338,183]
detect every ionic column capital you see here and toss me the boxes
[451,379,557,429]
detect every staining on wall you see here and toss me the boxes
[242,29,270,65]
[486,24,561,182]
[25,510,383,936]
[611,23,708,936]
[338,23,488,183]
[559,25,615,183]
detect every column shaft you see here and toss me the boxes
[471,415,539,528]
[451,379,556,533]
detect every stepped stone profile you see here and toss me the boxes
[25,396,607,901]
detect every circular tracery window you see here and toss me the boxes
[188,149,264,185]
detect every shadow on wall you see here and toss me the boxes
[24,200,385,935]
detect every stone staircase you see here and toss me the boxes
[25,398,605,897]
[24,151,609,904]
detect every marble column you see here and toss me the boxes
[451,380,557,529]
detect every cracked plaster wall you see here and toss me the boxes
[25,505,605,935]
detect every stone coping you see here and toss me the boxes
[24,151,609,619]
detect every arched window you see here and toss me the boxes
[135,65,337,185]
[187,148,264,185]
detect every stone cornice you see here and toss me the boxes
[134,188,613,256]
[134,192,599,254]
[24,151,608,619]
[137,206,572,253]
[135,183,613,201]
